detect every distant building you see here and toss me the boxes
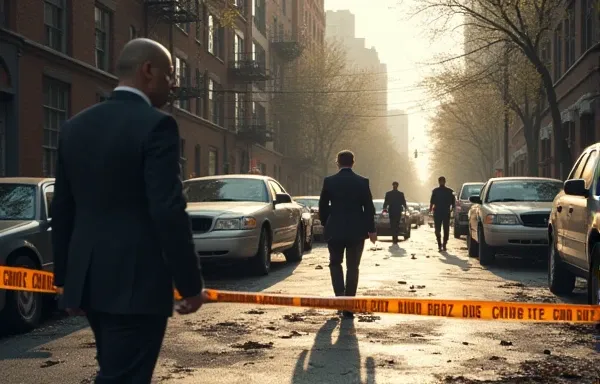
[387,110,409,158]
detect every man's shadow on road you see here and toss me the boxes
[438,250,471,271]
[292,318,376,384]
[388,243,407,257]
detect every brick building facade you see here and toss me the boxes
[0,0,324,195]
[507,0,599,179]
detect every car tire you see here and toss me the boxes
[548,236,576,295]
[1,255,44,333]
[250,229,271,276]
[466,228,478,258]
[587,245,600,305]
[404,225,411,240]
[284,223,304,263]
[304,227,313,251]
[453,222,461,239]
[477,226,495,266]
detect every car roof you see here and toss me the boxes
[294,196,319,199]
[0,177,54,185]
[462,182,485,186]
[185,174,272,182]
[487,177,562,183]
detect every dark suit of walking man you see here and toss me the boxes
[52,38,207,383]
[383,181,407,243]
[318,150,377,319]
[429,176,455,252]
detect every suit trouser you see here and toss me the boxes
[434,213,450,246]
[328,239,366,297]
[86,311,168,383]
[390,215,400,242]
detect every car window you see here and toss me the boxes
[459,184,484,200]
[568,151,589,180]
[373,200,384,212]
[580,150,598,189]
[0,184,36,220]
[44,185,54,219]
[183,178,269,203]
[486,180,563,203]
[269,181,284,195]
[273,180,288,194]
[296,198,319,207]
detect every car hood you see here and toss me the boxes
[486,201,553,214]
[186,202,269,217]
[0,220,37,235]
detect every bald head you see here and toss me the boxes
[115,38,171,79]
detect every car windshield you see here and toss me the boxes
[373,200,384,212]
[0,184,36,220]
[460,184,484,200]
[295,198,319,208]
[183,178,269,203]
[486,180,563,203]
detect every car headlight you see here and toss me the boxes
[214,217,257,230]
[484,214,519,225]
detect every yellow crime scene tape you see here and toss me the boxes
[1,265,599,323]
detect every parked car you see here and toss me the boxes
[294,201,315,250]
[0,178,55,332]
[374,199,411,240]
[466,177,563,266]
[454,182,485,238]
[182,175,305,275]
[407,202,422,228]
[548,145,600,304]
[293,196,323,241]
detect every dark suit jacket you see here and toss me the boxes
[51,90,203,316]
[430,186,455,218]
[383,190,407,218]
[318,168,375,241]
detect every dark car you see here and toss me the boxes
[294,201,315,251]
[294,196,324,241]
[454,182,484,238]
[0,178,55,332]
[373,199,411,240]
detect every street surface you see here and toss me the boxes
[1,227,599,383]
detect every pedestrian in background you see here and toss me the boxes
[51,38,207,383]
[318,150,377,319]
[383,181,407,244]
[429,176,455,251]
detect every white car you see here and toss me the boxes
[466,177,563,266]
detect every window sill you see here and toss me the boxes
[176,25,190,35]
[207,52,224,64]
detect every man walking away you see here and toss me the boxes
[429,176,455,252]
[318,150,377,319]
[52,38,207,383]
[383,181,407,244]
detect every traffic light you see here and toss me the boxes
[414,149,418,158]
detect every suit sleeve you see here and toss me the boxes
[400,192,407,210]
[383,191,389,210]
[143,115,203,299]
[429,189,436,211]
[318,178,330,225]
[51,131,75,287]
[363,179,376,233]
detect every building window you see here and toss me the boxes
[195,0,202,42]
[208,79,222,126]
[95,6,110,71]
[234,92,245,132]
[44,0,66,53]
[42,78,70,177]
[174,57,190,111]
[553,24,562,80]
[582,0,597,52]
[129,25,137,40]
[207,15,224,58]
[282,0,286,16]
[180,138,187,180]
[194,144,201,177]
[564,5,576,69]
[208,147,218,176]
[195,68,203,117]
[175,0,191,33]
[233,32,244,64]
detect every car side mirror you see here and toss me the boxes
[309,207,317,213]
[469,195,481,204]
[564,179,588,197]
[275,193,292,205]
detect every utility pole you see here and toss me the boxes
[502,43,510,177]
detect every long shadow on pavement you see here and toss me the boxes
[0,254,301,360]
[292,318,375,384]
[439,250,471,271]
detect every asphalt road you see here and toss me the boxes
[1,226,599,383]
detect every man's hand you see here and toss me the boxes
[175,289,210,315]
[55,286,86,316]
[368,232,377,243]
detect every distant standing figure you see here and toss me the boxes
[383,181,408,244]
[318,150,377,319]
[429,176,455,251]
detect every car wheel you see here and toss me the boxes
[284,223,303,262]
[304,226,313,251]
[548,236,576,295]
[466,228,478,258]
[587,245,600,305]
[404,225,411,240]
[1,255,43,333]
[453,222,461,239]
[477,226,495,266]
[250,229,271,276]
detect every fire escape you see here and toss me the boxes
[270,30,303,61]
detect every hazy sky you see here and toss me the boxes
[324,0,463,182]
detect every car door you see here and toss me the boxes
[40,183,54,272]
[561,150,595,266]
[266,181,286,249]
[566,150,598,268]
[469,182,487,239]
[555,152,588,256]
[270,180,297,246]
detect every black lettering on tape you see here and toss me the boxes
[462,305,481,318]
[397,301,421,315]
[427,303,453,317]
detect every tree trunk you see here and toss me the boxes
[537,66,564,179]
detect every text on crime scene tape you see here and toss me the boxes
[1,266,599,323]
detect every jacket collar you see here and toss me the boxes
[110,87,152,106]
